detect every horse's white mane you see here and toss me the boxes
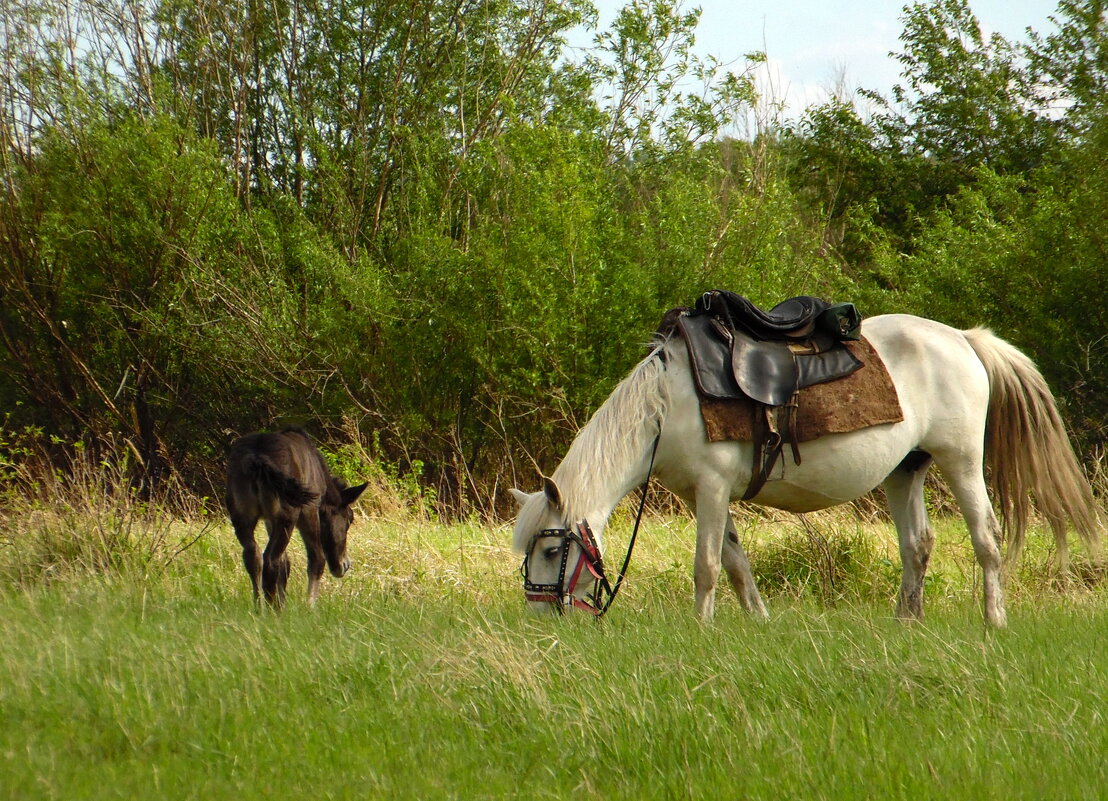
[548,345,668,526]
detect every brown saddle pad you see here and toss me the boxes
[697,336,904,443]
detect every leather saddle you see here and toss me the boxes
[673,291,865,499]
[696,290,861,342]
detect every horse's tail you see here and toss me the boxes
[963,327,1100,568]
[243,453,319,508]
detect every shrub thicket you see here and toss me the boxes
[1,0,1105,515]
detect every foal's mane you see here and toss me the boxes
[549,345,668,527]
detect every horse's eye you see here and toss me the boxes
[543,544,562,560]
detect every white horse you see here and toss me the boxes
[510,314,1100,627]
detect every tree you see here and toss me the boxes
[783,0,1055,262]
[1027,0,1108,138]
[876,0,1047,176]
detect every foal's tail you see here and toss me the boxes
[963,327,1100,568]
[243,453,319,508]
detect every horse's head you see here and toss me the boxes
[320,480,369,577]
[510,477,610,616]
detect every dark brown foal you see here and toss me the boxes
[225,429,367,607]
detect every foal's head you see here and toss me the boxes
[320,480,369,577]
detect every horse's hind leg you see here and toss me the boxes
[883,453,935,621]
[262,516,295,609]
[229,509,263,604]
[936,457,1007,628]
[722,513,768,618]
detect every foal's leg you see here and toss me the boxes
[692,482,731,621]
[229,510,262,604]
[262,515,295,609]
[882,455,935,621]
[937,459,1007,628]
[722,512,768,618]
[298,509,326,605]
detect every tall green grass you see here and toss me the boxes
[1,501,1107,800]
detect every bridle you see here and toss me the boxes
[519,434,660,618]
[521,520,612,615]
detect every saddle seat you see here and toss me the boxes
[696,289,861,341]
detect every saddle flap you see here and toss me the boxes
[678,311,865,404]
[798,344,863,387]
[677,313,740,399]
[732,335,799,406]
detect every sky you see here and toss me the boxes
[568,0,1062,122]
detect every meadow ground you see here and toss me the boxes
[1,504,1107,800]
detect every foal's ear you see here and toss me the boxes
[341,481,369,507]
[541,475,563,512]
[509,488,531,509]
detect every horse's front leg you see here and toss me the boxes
[298,509,326,605]
[692,482,731,621]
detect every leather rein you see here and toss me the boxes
[520,435,660,618]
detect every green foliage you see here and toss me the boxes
[786,0,1053,261]
[585,0,759,158]
[0,416,46,504]
[779,1,1108,455]
[0,112,375,487]
[0,420,210,584]
[882,0,1047,175]
[1027,0,1108,137]
[1,0,1106,512]
[866,152,1108,446]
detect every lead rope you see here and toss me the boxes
[596,432,661,618]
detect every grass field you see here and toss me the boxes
[2,507,1107,800]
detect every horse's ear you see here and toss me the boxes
[541,475,563,512]
[509,488,531,509]
[341,482,369,507]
